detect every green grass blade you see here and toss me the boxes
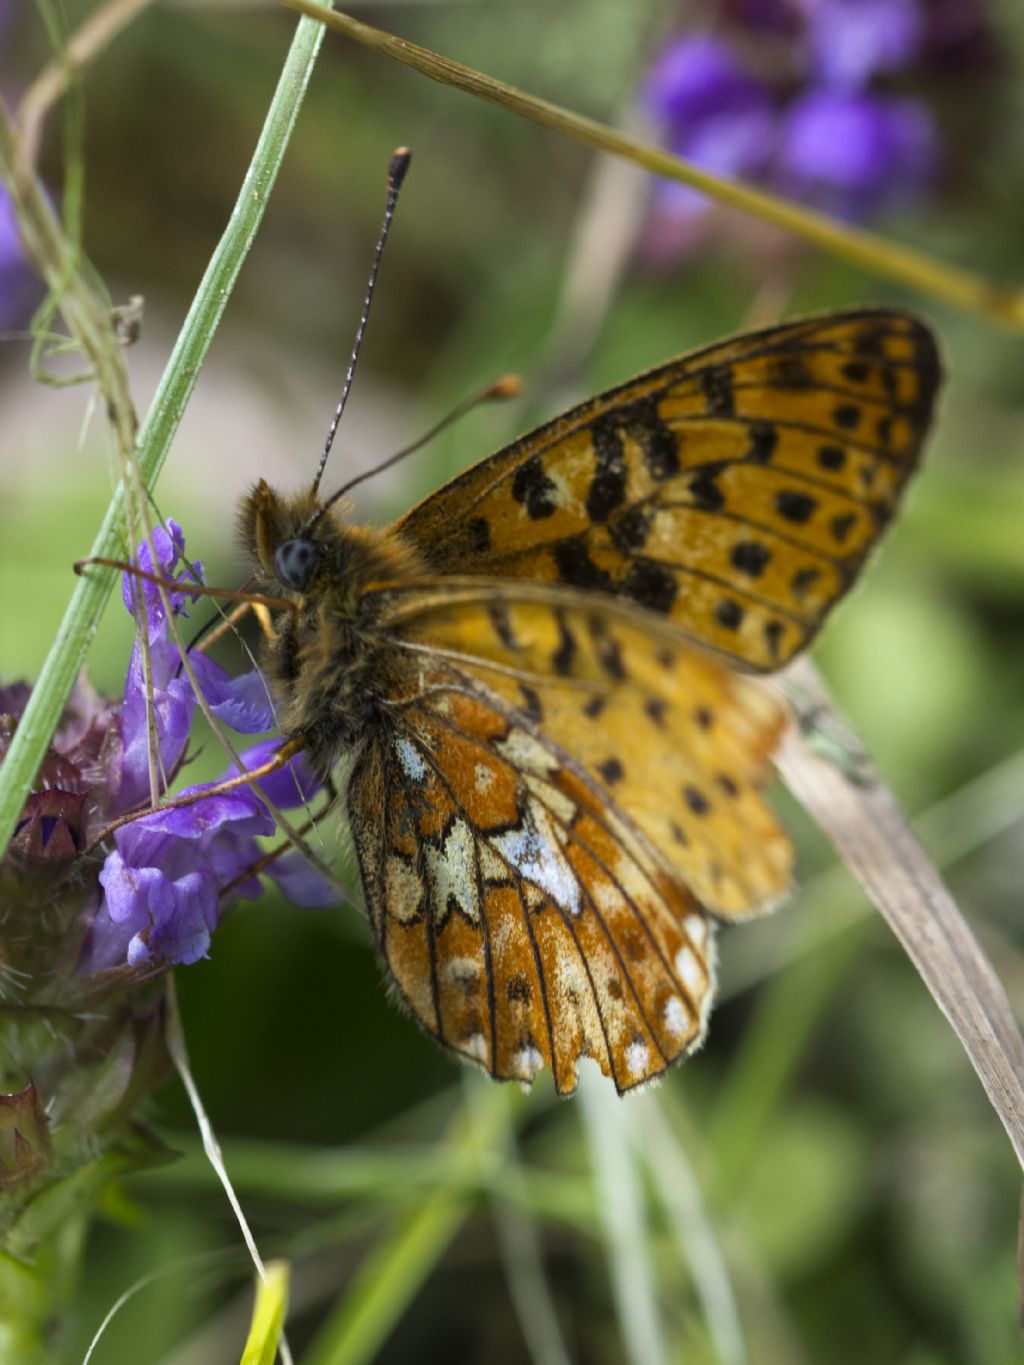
[0,1,329,856]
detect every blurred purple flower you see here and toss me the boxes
[0,184,39,332]
[644,37,782,223]
[779,89,938,215]
[645,35,768,126]
[82,521,333,971]
[640,0,994,244]
[802,0,925,88]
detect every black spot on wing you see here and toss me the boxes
[489,603,519,651]
[775,490,817,524]
[468,516,491,553]
[586,416,628,522]
[609,504,653,554]
[714,598,744,630]
[730,541,771,577]
[512,454,558,520]
[764,619,785,661]
[790,566,821,598]
[598,757,624,785]
[623,560,678,614]
[518,685,543,722]
[772,355,814,388]
[553,539,615,592]
[552,612,577,676]
[644,696,667,727]
[747,421,778,464]
[817,444,846,471]
[688,463,727,512]
[625,395,680,480]
[701,364,735,416]
[833,403,861,431]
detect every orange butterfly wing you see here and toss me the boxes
[348,580,790,1092]
[392,310,940,671]
[349,665,716,1094]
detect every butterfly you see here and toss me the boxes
[238,308,940,1094]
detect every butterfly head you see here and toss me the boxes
[238,479,342,594]
[238,478,424,604]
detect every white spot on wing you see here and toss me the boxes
[478,844,507,882]
[684,912,707,948]
[663,995,689,1037]
[425,817,479,923]
[461,1032,489,1064]
[524,773,576,825]
[495,728,558,777]
[513,1043,544,1081]
[395,735,429,783]
[626,1039,650,1077]
[491,799,580,914]
[674,945,705,996]
[444,956,480,988]
[385,856,424,923]
[474,762,495,794]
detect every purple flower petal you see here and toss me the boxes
[118,664,194,799]
[191,655,277,734]
[778,88,937,215]
[0,185,40,332]
[115,785,275,860]
[266,850,337,908]
[92,853,220,967]
[802,0,925,89]
[643,35,770,126]
[223,740,323,809]
[657,102,781,219]
[121,520,203,640]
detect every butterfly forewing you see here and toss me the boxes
[393,310,940,671]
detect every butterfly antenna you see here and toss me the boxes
[309,374,522,524]
[310,146,412,498]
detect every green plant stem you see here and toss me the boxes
[301,1085,511,1365]
[276,0,1024,331]
[0,6,329,857]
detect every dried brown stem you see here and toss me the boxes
[776,656,1024,1170]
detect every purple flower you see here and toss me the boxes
[643,37,781,222]
[113,523,276,812]
[644,35,768,127]
[90,788,275,969]
[0,184,40,332]
[778,89,938,215]
[802,0,925,88]
[640,0,992,249]
[81,521,334,972]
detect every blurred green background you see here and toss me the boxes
[2,1,1024,1362]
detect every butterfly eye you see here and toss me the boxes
[275,538,319,591]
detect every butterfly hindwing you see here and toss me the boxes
[392,310,940,671]
[348,663,718,1094]
[368,578,792,920]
